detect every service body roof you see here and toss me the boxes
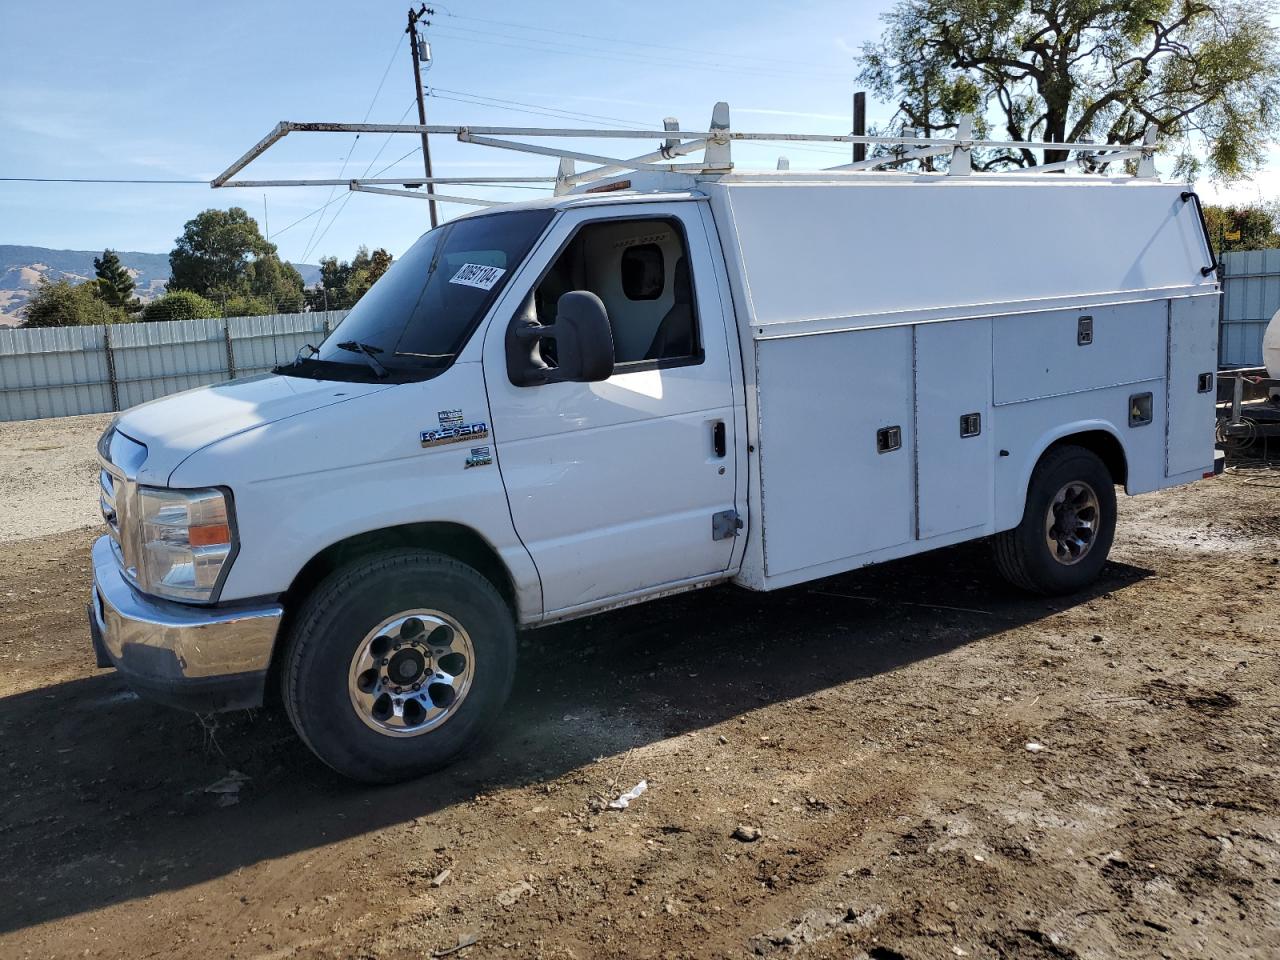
[699,172,1215,337]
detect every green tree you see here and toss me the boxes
[858,0,1280,177]
[220,294,274,318]
[1202,201,1280,254]
[93,249,136,308]
[246,254,304,312]
[317,246,393,308]
[167,207,304,312]
[20,278,123,328]
[141,290,220,322]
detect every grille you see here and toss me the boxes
[98,458,136,581]
[99,468,119,536]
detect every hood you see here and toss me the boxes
[113,373,393,484]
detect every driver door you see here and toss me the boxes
[482,201,741,617]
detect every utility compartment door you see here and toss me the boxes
[1166,294,1219,476]
[914,319,994,539]
[756,326,915,577]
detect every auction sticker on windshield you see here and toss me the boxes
[449,263,506,290]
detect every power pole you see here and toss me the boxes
[407,5,438,228]
[852,91,866,163]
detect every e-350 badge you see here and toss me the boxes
[421,422,489,447]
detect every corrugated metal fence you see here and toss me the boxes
[1221,250,1279,368]
[0,311,349,422]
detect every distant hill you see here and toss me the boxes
[0,245,322,326]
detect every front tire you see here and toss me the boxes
[993,445,1117,595]
[282,550,516,783]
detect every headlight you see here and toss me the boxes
[136,486,236,602]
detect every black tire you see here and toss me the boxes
[281,549,516,783]
[993,445,1117,595]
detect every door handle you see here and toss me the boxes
[712,420,726,458]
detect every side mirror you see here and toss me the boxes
[506,290,615,387]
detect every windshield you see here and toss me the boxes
[281,208,553,382]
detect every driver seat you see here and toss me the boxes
[644,257,694,360]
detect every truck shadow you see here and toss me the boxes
[0,541,1150,934]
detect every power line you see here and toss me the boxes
[358,100,421,178]
[365,32,407,124]
[301,32,408,263]
[272,104,417,246]
[427,91,652,128]
[270,192,351,239]
[428,25,849,81]
[428,86,650,128]
[437,11,848,73]
[303,193,355,264]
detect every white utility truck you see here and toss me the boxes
[89,110,1222,781]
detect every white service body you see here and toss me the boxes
[89,170,1220,712]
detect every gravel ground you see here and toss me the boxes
[0,413,113,543]
[0,414,1276,959]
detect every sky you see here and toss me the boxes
[2,0,1277,268]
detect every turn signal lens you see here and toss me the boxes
[189,523,232,547]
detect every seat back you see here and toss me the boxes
[644,257,694,360]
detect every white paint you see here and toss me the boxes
[98,172,1220,642]
[703,173,1213,333]
[1167,296,1220,476]
[915,319,994,540]
[481,201,739,614]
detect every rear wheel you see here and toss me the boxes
[282,549,516,783]
[993,445,1117,595]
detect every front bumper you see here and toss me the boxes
[88,535,283,712]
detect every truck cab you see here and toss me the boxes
[90,170,1220,782]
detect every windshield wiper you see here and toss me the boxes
[336,340,389,378]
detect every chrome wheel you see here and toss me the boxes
[347,610,475,737]
[1044,480,1100,566]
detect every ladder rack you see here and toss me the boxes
[212,101,1160,207]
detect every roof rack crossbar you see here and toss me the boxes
[455,131,728,175]
[222,176,556,189]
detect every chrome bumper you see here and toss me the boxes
[88,535,283,712]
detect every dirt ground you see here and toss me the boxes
[0,413,114,542]
[0,417,1277,960]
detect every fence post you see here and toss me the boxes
[103,326,120,412]
[223,319,237,379]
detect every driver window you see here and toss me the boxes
[534,217,701,367]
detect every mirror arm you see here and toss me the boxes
[507,321,571,386]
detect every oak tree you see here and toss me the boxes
[858,0,1280,177]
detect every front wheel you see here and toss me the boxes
[993,445,1117,595]
[281,549,516,783]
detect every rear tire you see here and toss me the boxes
[282,549,516,783]
[993,445,1117,595]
